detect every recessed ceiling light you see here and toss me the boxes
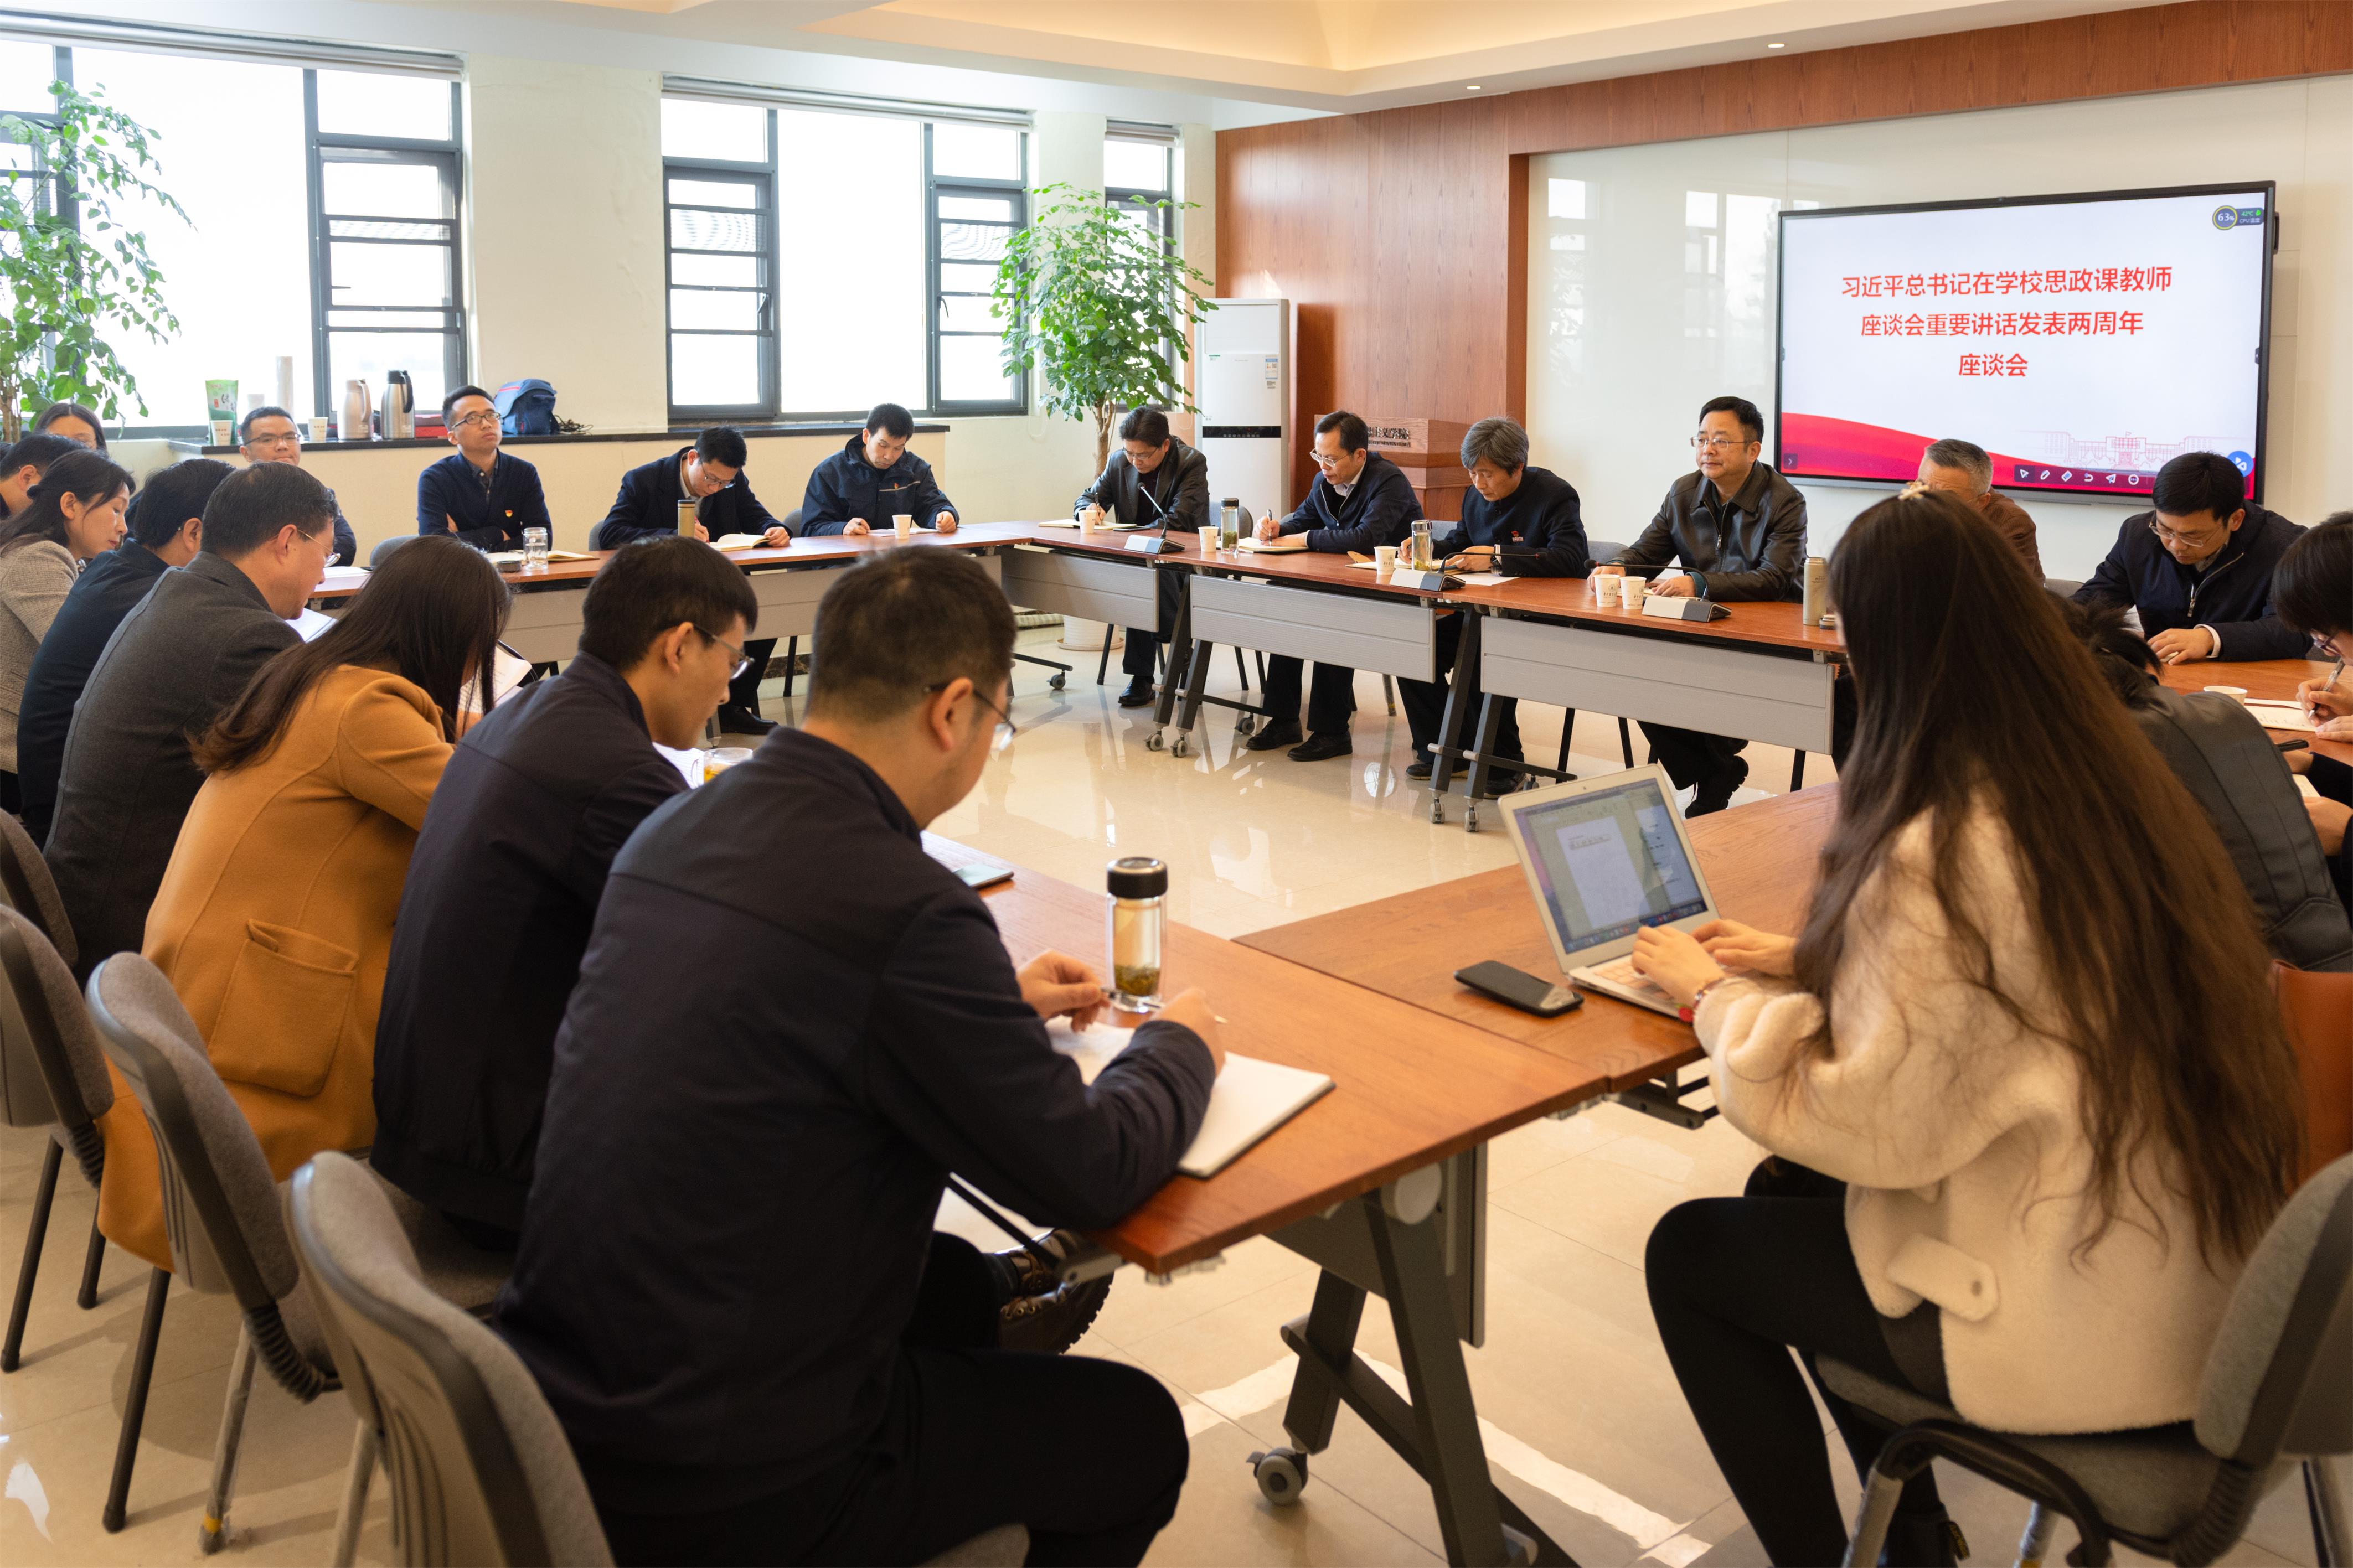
[1465,83,1483,90]
[1766,41,1785,48]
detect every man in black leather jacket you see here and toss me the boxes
[1074,408,1209,707]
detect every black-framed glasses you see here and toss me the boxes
[2148,516,2226,549]
[926,676,1015,754]
[451,409,501,431]
[695,625,752,679]
[1690,433,1753,451]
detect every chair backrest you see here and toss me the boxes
[370,534,417,570]
[0,907,113,1174]
[2278,962,2353,1175]
[1586,538,1627,565]
[0,809,75,969]
[290,1153,613,1568]
[2043,577,2085,597]
[2196,1152,2353,1466]
[783,506,802,531]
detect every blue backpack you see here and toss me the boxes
[494,379,558,436]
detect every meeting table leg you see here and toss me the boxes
[1430,612,1483,822]
[1149,570,1195,738]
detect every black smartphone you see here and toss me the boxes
[1454,960,1582,1017]
[954,863,1014,891]
[2274,737,2309,753]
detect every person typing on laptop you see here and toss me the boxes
[1616,487,2302,1568]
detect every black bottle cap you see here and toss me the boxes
[1107,856,1168,898]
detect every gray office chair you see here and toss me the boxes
[2044,577,2084,598]
[1830,1152,2353,1568]
[85,953,510,1552]
[1,904,113,1373]
[369,534,417,570]
[290,1152,1030,1568]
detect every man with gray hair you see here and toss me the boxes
[1916,437,2042,580]
[1396,416,1587,791]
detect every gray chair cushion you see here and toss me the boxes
[0,809,75,967]
[922,1524,1029,1566]
[359,1158,512,1313]
[1,905,111,1129]
[90,954,297,1302]
[369,534,416,569]
[2199,1153,2353,1460]
[1815,1358,2293,1541]
[301,1153,610,1567]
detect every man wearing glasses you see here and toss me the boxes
[417,384,553,551]
[1592,395,1808,815]
[2075,451,2306,664]
[1247,410,1423,761]
[239,407,358,565]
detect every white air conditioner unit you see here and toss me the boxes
[1196,298,1291,524]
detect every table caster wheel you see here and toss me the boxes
[1465,803,1480,834]
[1171,733,1191,758]
[1145,729,1166,752]
[1049,672,1066,690]
[1430,799,1446,825]
[1234,714,1256,736]
[1247,1448,1308,1505]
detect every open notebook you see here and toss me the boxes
[1052,1019,1333,1178]
[1236,536,1310,554]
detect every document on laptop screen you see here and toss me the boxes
[1519,780,1708,949]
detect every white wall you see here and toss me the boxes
[1527,76,2352,580]
[465,55,668,433]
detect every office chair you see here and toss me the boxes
[1828,1153,2353,1568]
[290,1151,1033,1568]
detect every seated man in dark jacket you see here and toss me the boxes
[2075,450,2304,664]
[799,402,958,536]
[2064,596,2351,972]
[239,407,357,565]
[416,384,552,551]
[372,537,760,1247]
[44,463,331,973]
[1074,407,1209,707]
[1248,410,1422,761]
[494,547,1217,1568]
[16,459,231,843]
[1399,416,1588,790]
[1596,394,1808,815]
[594,425,783,732]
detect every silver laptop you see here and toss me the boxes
[1495,764,1720,1017]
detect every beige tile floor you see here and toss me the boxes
[0,634,2320,1566]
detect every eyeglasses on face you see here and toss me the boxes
[2148,517,2226,548]
[694,625,752,679]
[245,430,300,449]
[1690,433,1755,452]
[451,410,501,431]
[925,676,1016,754]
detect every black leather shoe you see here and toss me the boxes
[1117,678,1155,707]
[1876,1504,1965,1568]
[1246,720,1304,752]
[714,707,777,736]
[1687,757,1749,816]
[1287,731,1353,762]
[1406,755,1435,779]
[1478,769,1525,797]
[998,1274,1113,1354]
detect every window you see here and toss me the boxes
[662,100,775,420]
[926,122,1024,414]
[308,69,465,423]
[1102,133,1178,404]
[659,96,1026,422]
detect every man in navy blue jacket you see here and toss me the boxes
[1248,410,1422,760]
[373,538,758,1247]
[416,384,552,550]
[799,402,958,536]
[595,425,784,731]
[495,546,1217,1568]
[2075,451,2306,664]
[1399,417,1588,790]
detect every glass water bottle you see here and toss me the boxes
[1219,498,1242,552]
[1106,857,1169,1012]
[1410,519,1433,569]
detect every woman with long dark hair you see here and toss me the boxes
[91,535,512,1269]
[30,400,106,451]
[1630,488,2303,1566]
[0,448,132,809]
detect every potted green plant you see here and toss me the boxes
[1,78,185,442]
[991,184,1216,470]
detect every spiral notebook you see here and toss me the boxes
[1052,1020,1334,1178]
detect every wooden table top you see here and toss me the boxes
[922,835,1611,1274]
[2159,656,2349,764]
[1239,785,1840,1091]
[1440,577,1846,655]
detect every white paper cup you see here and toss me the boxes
[303,417,328,444]
[1374,546,1398,575]
[209,420,233,447]
[2204,685,2249,701]
[1078,509,1096,532]
[892,514,914,541]
[1199,525,1219,555]
[1595,575,1620,606]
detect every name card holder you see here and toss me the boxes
[1640,593,1731,623]
[1127,534,1181,555]
[1390,567,1459,592]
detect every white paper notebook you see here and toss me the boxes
[1237,536,1310,553]
[1052,1021,1333,1179]
[2243,701,2318,733]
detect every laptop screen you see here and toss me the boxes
[1514,777,1709,954]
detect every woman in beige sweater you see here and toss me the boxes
[1632,488,2303,1568]
[0,448,131,810]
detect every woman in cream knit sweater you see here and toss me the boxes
[0,448,132,810]
[1633,489,2303,1568]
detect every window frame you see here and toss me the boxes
[305,70,467,426]
[1103,135,1179,413]
[923,121,1028,418]
[663,106,778,425]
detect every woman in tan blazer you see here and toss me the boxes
[95,535,511,1268]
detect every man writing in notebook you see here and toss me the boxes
[1075,407,1209,708]
[497,547,1219,1568]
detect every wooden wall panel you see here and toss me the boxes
[1218,0,2346,498]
